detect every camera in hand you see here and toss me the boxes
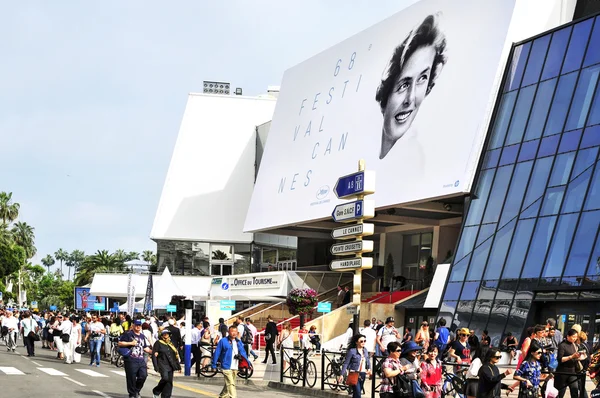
[234,354,241,360]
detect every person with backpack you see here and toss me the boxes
[118,319,152,398]
[212,325,252,398]
[434,318,450,353]
[243,318,259,361]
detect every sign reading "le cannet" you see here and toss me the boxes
[228,275,282,290]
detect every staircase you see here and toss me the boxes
[365,290,418,303]
[253,314,314,349]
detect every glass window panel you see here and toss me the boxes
[562,166,593,213]
[563,210,600,276]
[538,135,560,157]
[502,219,536,278]
[572,147,598,177]
[549,152,575,186]
[584,161,600,210]
[469,300,492,334]
[556,291,580,300]
[505,43,531,92]
[518,140,539,162]
[485,219,517,279]
[442,281,463,301]
[465,169,496,226]
[484,165,515,223]
[487,300,510,346]
[499,145,519,166]
[520,156,554,219]
[489,92,518,149]
[497,280,518,302]
[544,72,579,136]
[586,85,600,126]
[542,213,578,278]
[460,282,480,301]
[505,300,532,340]
[583,16,600,67]
[506,85,537,145]
[542,26,572,80]
[450,226,479,282]
[454,300,474,329]
[483,149,501,169]
[558,129,582,153]
[440,301,457,327]
[500,161,534,225]
[580,125,600,149]
[566,65,600,130]
[585,233,600,282]
[211,244,233,261]
[478,280,498,300]
[522,36,551,87]
[562,18,594,74]
[540,186,566,216]
[525,79,557,140]
[521,216,557,278]
[466,223,497,281]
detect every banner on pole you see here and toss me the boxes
[126,274,136,315]
[143,274,153,315]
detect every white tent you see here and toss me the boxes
[152,267,185,310]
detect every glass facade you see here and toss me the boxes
[440,14,600,344]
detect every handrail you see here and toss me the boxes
[224,302,273,325]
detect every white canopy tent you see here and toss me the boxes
[117,267,186,312]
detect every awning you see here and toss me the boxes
[395,289,429,309]
[423,263,451,309]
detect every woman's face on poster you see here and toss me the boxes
[383,45,436,142]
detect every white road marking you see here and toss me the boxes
[31,361,42,366]
[75,368,109,377]
[93,390,113,398]
[111,370,126,376]
[38,367,68,376]
[0,366,25,375]
[64,377,86,386]
[20,355,29,360]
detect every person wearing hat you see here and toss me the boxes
[449,328,471,365]
[376,317,400,356]
[151,328,181,398]
[400,341,423,382]
[118,319,152,398]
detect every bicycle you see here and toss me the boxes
[441,362,467,398]
[109,335,124,368]
[197,355,254,379]
[288,350,317,388]
[324,351,347,391]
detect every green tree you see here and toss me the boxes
[70,250,86,278]
[54,248,68,278]
[11,221,36,259]
[41,254,55,274]
[212,250,228,260]
[141,250,156,264]
[114,249,127,262]
[74,250,121,286]
[127,251,140,261]
[0,242,25,280]
[0,192,20,225]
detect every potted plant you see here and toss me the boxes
[286,288,318,328]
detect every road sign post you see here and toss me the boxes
[330,159,375,334]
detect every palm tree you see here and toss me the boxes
[142,250,156,264]
[0,223,13,244]
[41,254,55,274]
[11,221,36,259]
[0,192,20,225]
[74,250,121,286]
[70,250,86,278]
[127,251,140,261]
[54,248,68,278]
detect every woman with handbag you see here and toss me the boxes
[86,314,106,367]
[513,341,549,398]
[476,349,512,398]
[262,315,278,365]
[278,321,294,371]
[556,329,582,398]
[340,334,372,398]
[70,316,82,364]
[151,329,182,398]
[21,311,38,357]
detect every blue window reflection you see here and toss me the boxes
[521,216,557,278]
[518,140,539,162]
[483,165,514,223]
[499,145,519,166]
[586,83,600,126]
[466,169,496,226]
[585,234,600,282]
[544,72,579,136]
[563,18,594,74]
[502,219,536,278]
[572,147,598,177]
[525,79,556,140]
[541,213,578,278]
[580,125,600,149]
[542,26,572,80]
[460,282,481,301]
[584,161,600,210]
[506,85,537,145]
[522,36,551,87]
[558,129,582,153]
[562,166,593,213]
[483,149,501,169]
[484,220,516,279]
[467,223,497,281]
[450,225,479,282]
[566,65,600,131]
[540,186,565,215]
[583,17,600,67]
[489,92,517,149]
[521,156,554,218]
[505,43,531,92]
[442,281,463,301]
[549,152,575,186]
[538,135,560,158]
[500,161,533,225]
[563,210,600,276]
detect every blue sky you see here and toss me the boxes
[1,1,413,271]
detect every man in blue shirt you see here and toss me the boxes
[119,319,152,398]
[212,325,251,398]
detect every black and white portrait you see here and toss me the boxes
[376,13,448,159]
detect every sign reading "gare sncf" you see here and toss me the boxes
[228,275,282,290]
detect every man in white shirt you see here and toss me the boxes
[2,310,19,351]
[360,319,377,355]
[245,318,259,360]
[376,317,400,356]
[190,322,203,375]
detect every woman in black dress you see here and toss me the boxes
[476,348,512,398]
[152,329,181,398]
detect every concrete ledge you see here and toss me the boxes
[267,381,343,398]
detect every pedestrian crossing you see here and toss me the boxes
[0,365,125,378]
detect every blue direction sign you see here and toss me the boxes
[50,305,58,311]
[220,300,236,310]
[93,302,105,311]
[166,304,177,313]
[317,302,332,313]
[332,199,375,222]
[221,282,229,291]
[334,171,375,199]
